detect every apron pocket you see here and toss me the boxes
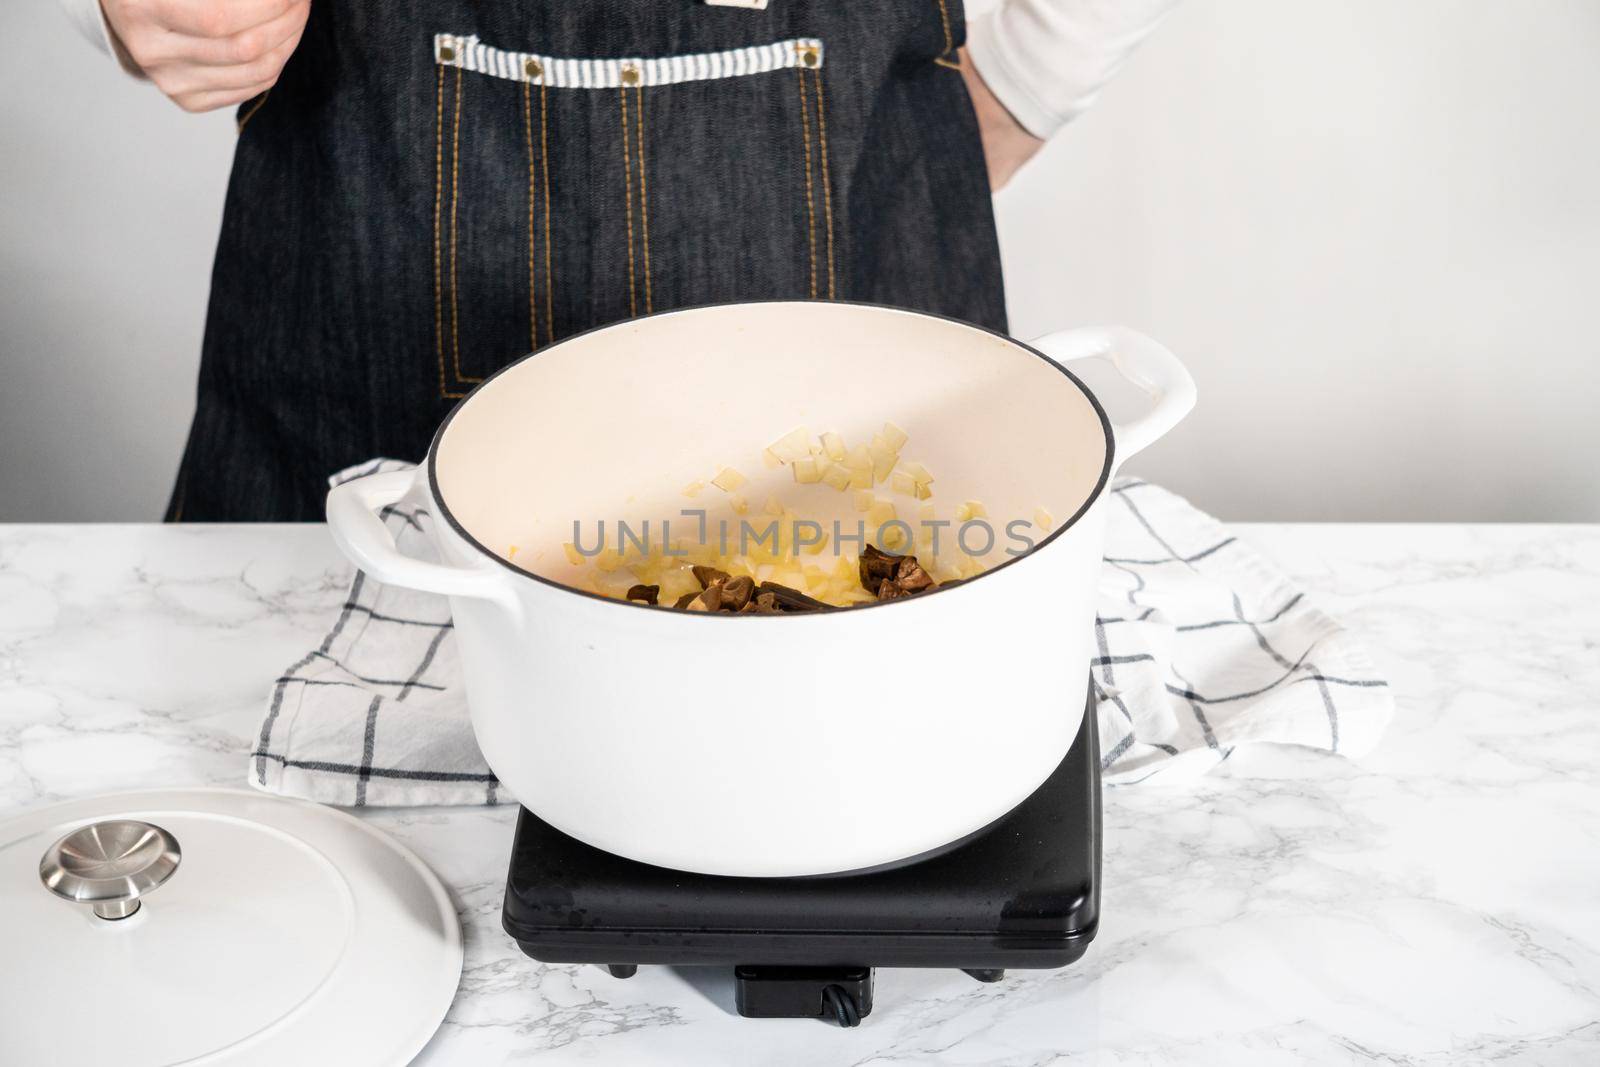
[430,33,835,394]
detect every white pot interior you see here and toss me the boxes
[432,302,1111,589]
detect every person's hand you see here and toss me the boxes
[957,47,1045,191]
[99,0,310,113]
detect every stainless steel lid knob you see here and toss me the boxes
[39,820,181,920]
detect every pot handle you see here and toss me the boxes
[326,469,512,604]
[1027,326,1196,463]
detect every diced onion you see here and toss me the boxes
[712,467,747,492]
[766,426,813,464]
[769,565,805,589]
[658,568,700,604]
[562,414,1003,608]
[871,449,898,485]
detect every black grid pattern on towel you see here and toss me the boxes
[250,460,502,806]
[1089,481,1387,782]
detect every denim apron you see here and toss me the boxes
[167,1,1006,521]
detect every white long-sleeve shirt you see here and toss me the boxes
[967,0,1178,138]
[60,0,1176,140]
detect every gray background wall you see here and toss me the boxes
[3,0,1597,522]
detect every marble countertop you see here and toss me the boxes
[2,522,1598,1064]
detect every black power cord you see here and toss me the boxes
[820,984,861,1027]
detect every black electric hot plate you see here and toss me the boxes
[503,682,1101,1025]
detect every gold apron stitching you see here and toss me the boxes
[619,87,639,318]
[634,84,654,316]
[934,0,955,56]
[933,56,962,71]
[812,69,836,300]
[522,80,539,350]
[540,81,554,344]
[170,468,188,522]
[236,88,271,134]
[796,67,818,300]
[448,67,481,387]
[433,66,456,397]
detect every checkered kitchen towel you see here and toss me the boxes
[249,461,1393,805]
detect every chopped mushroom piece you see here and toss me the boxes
[625,584,660,605]
[859,544,941,601]
[720,575,755,611]
[687,585,723,612]
[757,581,831,612]
[894,557,935,593]
[691,565,731,589]
[859,544,901,589]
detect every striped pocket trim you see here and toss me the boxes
[433,35,825,88]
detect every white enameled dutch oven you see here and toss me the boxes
[327,302,1194,878]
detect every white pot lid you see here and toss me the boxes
[1,789,461,1067]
